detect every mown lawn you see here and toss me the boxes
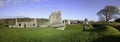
[65,24,83,30]
[0,24,120,42]
[0,26,83,42]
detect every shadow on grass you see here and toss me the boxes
[85,24,112,32]
[83,25,106,32]
[92,35,120,42]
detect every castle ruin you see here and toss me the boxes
[9,18,37,28]
[49,11,65,30]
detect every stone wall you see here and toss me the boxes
[11,18,37,28]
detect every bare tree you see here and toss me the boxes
[97,5,120,22]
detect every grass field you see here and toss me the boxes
[0,24,120,42]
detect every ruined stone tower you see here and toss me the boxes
[49,11,62,25]
[49,11,65,30]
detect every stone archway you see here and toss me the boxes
[24,24,26,28]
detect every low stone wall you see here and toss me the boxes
[50,24,66,30]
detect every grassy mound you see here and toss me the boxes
[92,24,120,36]
[99,26,120,36]
[90,25,120,42]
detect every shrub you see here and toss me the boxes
[114,18,120,23]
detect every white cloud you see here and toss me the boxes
[32,0,50,2]
[0,0,12,7]
[31,0,51,3]
[0,0,4,7]
[32,0,42,2]
[0,0,50,8]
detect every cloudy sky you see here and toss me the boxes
[0,0,120,21]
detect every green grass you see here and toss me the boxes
[65,24,83,30]
[0,24,120,42]
[0,27,82,42]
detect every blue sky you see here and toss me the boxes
[0,0,120,21]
